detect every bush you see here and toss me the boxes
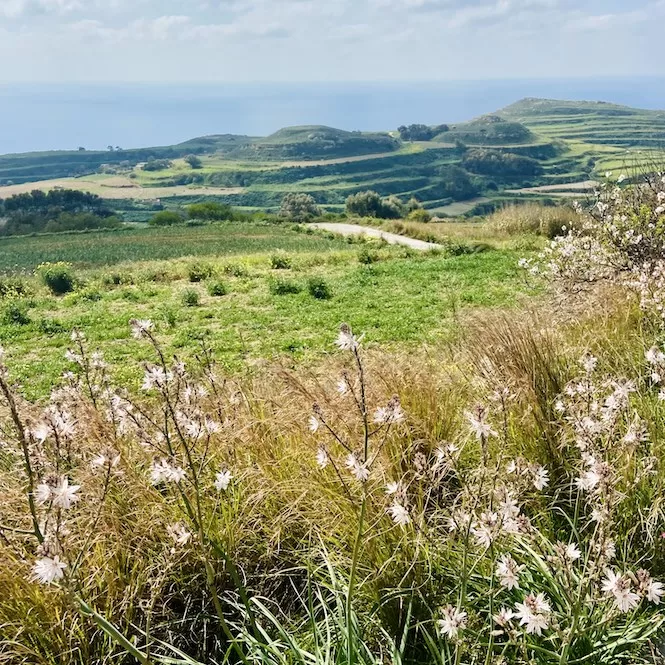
[37,262,75,295]
[142,159,172,171]
[307,276,332,300]
[188,263,213,283]
[207,281,228,297]
[2,301,30,325]
[406,208,431,223]
[270,252,293,270]
[358,247,379,264]
[345,190,405,219]
[149,210,184,227]
[187,202,235,222]
[0,276,29,299]
[37,318,65,334]
[181,289,200,307]
[269,278,302,295]
[184,155,203,169]
[279,193,320,221]
[223,263,248,277]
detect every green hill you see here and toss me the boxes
[499,97,665,147]
[441,115,536,145]
[240,125,399,160]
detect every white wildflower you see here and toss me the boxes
[31,556,67,584]
[130,318,154,339]
[438,606,467,640]
[496,555,522,590]
[533,466,549,490]
[308,415,320,433]
[214,469,233,492]
[387,502,410,526]
[51,477,80,510]
[167,522,192,546]
[515,594,550,635]
[316,447,329,469]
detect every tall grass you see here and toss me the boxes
[486,203,579,238]
[1,294,664,664]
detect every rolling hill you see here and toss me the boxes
[1,97,663,218]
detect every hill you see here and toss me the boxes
[499,97,665,147]
[2,97,665,219]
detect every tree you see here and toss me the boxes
[279,193,320,221]
[185,155,203,169]
[345,190,404,219]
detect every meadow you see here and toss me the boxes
[0,220,534,398]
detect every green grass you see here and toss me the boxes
[0,222,349,272]
[0,238,533,397]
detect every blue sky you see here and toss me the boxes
[0,0,659,81]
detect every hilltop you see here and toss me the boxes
[0,97,663,218]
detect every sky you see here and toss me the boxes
[0,0,660,82]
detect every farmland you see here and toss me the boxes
[3,97,664,219]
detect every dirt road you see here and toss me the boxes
[310,222,442,250]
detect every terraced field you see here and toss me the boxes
[3,98,665,218]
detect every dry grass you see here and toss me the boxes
[486,203,580,238]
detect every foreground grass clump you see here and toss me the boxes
[0,306,664,665]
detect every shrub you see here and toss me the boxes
[270,252,292,270]
[279,193,320,221]
[358,247,379,264]
[0,276,30,298]
[307,276,332,300]
[181,289,200,307]
[269,278,302,295]
[37,262,75,295]
[223,263,248,277]
[37,318,65,334]
[184,154,203,169]
[149,210,184,227]
[188,263,213,283]
[2,301,30,325]
[187,202,235,221]
[406,208,431,223]
[345,190,405,219]
[207,280,228,297]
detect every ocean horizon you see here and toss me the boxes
[2,77,665,155]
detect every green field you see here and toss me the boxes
[0,221,533,397]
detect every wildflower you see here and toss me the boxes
[472,512,499,547]
[385,481,401,495]
[345,453,369,482]
[31,556,67,584]
[532,466,549,490]
[565,543,582,561]
[308,415,320,433]
[373,396,405,425]
[130,318,154,339]
[602,569,640,612]
[91,450,120,470]
[581,354,598,374]
[647,580,664,604]
[31,422,50,443]
[316,447,329,469]
[168,466,187,483]
[515,594,550,635]
[336,378,349,395]
[496,555,522,590]
[494,607,515,628]
[150,459,186,485]
[51,477,80,510]
[34,483,53,505]
[438,606,467,640]
[466,407,496,440]
[167,522,192,546]
[388,502,410,526]
[335,323,358,351]
[214,469,233,492]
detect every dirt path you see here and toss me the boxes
[310,222,442,250]
[506,180,598,195]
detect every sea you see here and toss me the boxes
[2,78,665,155]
